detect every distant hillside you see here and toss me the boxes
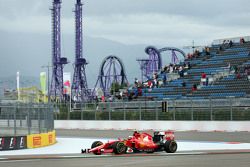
[0,30,150,87]
[0,30,187,91]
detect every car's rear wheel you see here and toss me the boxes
[165,140,177,153]
[91,141,103,155]
[113,141,127,154]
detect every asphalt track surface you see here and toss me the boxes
[1,129,250,167]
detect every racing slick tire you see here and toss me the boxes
[164,140,177,153]
[91,141,103,155]
[113,141,127,155]
[145,149,155,153]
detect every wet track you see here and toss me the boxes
[0,129,250,167]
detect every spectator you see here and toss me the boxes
[244,66,250,76]
[236,72,241,79]
[193,49,200,58]
[201,72,206,79]
[187,53,193,59]
[169,64,174,73]
[240,37,246,44]
[174,65,178,73]
[206,77,209,86]
[201,72,207,85]
[108,95,113,102]
[179,70,184,77]
[134,77,139,87]
[163,65,168,73]
[192,84,197,91]
[187,62,191,69]
[226,62,231,72]
[138,87,142,96]
[245,66,250,80]
[148,80,153,88]
[179,66,184,77]
[184,62,188,69]
[222,39,226,45]
[153,72,158,80]
[205,47,210,55]
[101,95,105,102]
[163,74,167,86]
[229,40,233,47]
[153,78,158,88]
[217,45,223,53]
[234,66,239,74]
[222,40,231,49]
[182,81,186,87]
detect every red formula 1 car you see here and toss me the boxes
[81,131,177,155]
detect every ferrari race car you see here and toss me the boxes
[81,131,177,155]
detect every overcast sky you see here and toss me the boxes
[0,0,250,86]
[1,0,250,45]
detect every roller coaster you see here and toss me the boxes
[48,0,186,102]
[93,55,128,97]
[137,46,186,80]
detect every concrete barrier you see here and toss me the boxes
[55,120,250,132]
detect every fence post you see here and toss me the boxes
[155,101,158,120]
[19,103,22,127]
[230,97,233,120]
[94,109,97,120]
[210,98,213,120]
[7,106,10,127]
[50,103,55,131]
[14,104,17,136]
[95,103,97,120]
[38,105,41,134]
[123,102,126,120]
[46,104,48,131]
[81,103,83,120]
[80,108,83,120]
[44,104,48,132]
[173,100,176,120]
[139,101,142,120]
[191,99,194,120]
[27,105,31,135]
[108,102,111,120]
[67,103,70,120]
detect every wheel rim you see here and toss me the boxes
[117,142,126,154]
[170,141,177,152]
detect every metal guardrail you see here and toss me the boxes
[55,97,250,121]
[0,103,54,136]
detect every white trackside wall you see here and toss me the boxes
[55,120,250,132]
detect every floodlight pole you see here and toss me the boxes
[41,62,52,102]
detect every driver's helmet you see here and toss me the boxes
[133,131,140,137]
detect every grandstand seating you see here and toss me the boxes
[139,40,250,100]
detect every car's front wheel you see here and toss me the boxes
[91,141,103,155]
[113,141,127,154]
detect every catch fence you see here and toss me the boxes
[0,102,54,136]
[55,98,250,121]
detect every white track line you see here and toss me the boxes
[1,137,250,157]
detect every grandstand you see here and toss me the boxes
[140,37,250,100]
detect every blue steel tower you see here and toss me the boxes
[72,0,89,102]
[50,0,68,101]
